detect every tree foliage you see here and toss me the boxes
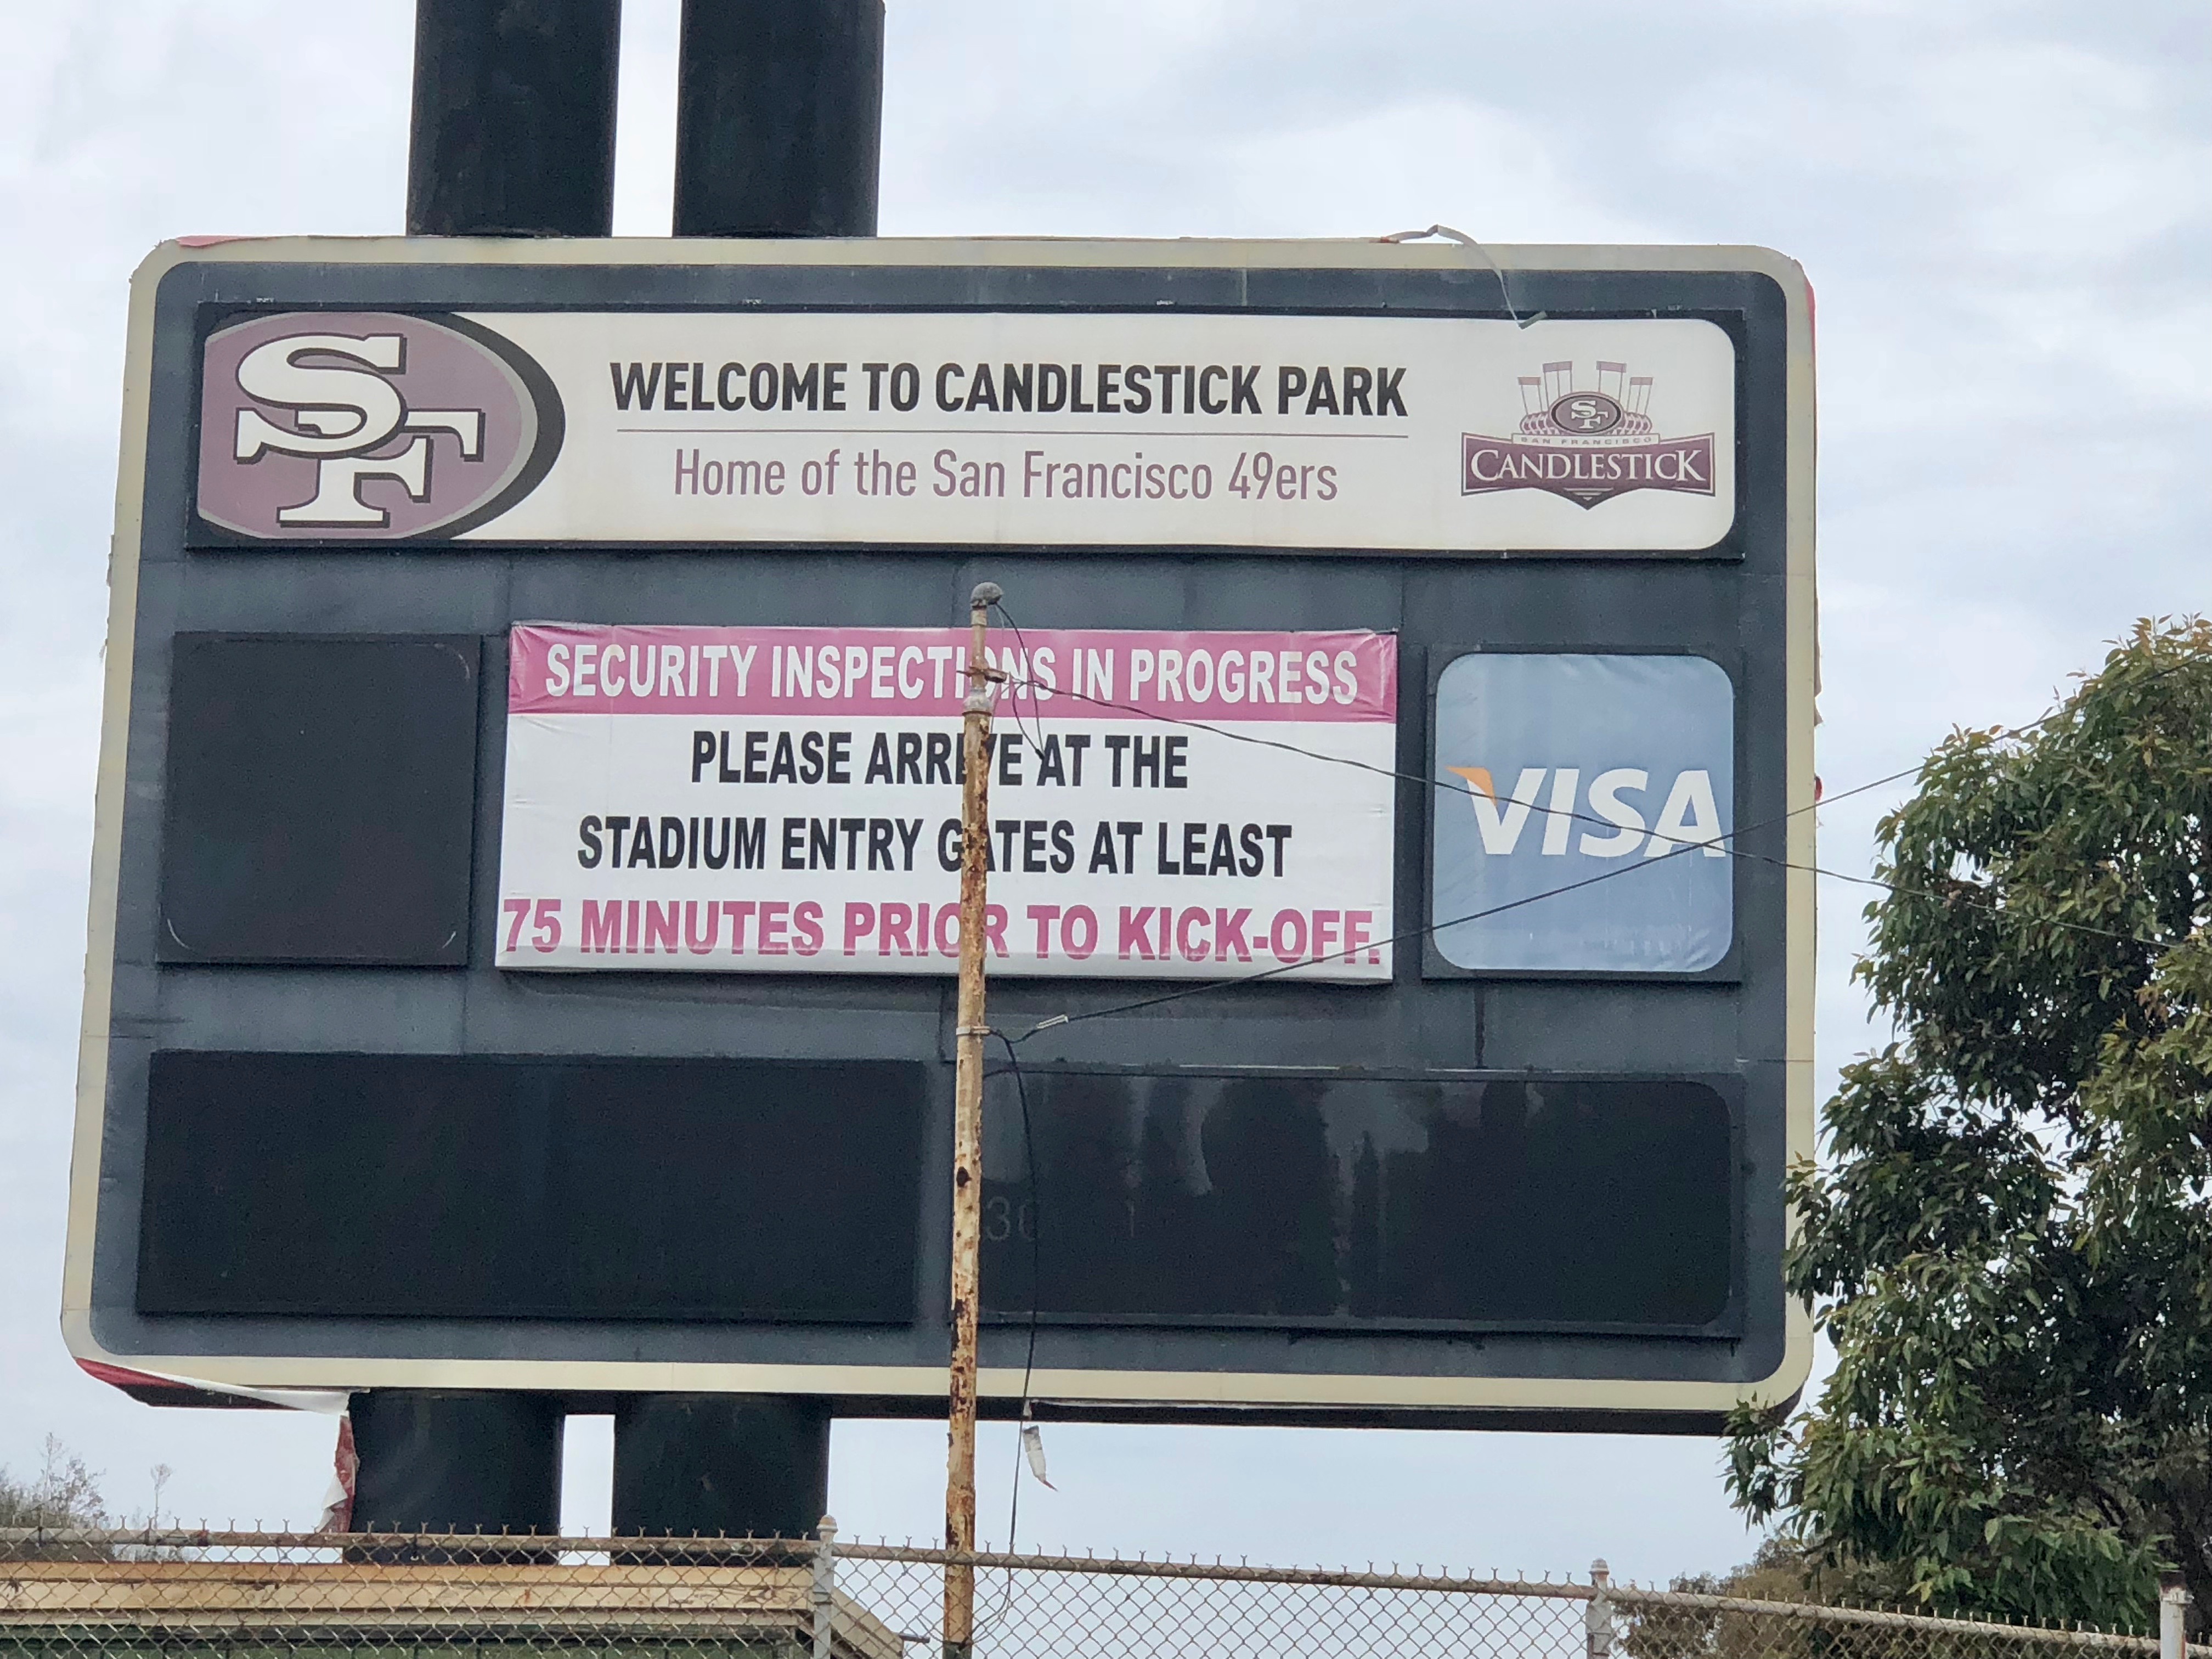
[1726,618,2212,1632]
[1626,1539,1869,1659]
[0,1436,110,1531]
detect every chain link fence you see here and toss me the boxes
[1,1528,2197,1659]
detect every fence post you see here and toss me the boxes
[814,1513,838,1659]
[1588,1558,1615,1659]
[2161,1573,2189,1659]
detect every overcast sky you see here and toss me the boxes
[0,0,2204,1580]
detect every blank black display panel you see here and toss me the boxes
[156,634,480,964]
[137,1052,926,1322]
[982,1074,1736,1333]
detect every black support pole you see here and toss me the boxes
[407,0,624,237]
[375,0,862,1555]
[348,1392,565,1556]
[672,0,884,237]
[649,0,881,1519]
[369,0,620,1549]
[612,1394,831,1541]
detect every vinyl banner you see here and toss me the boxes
[195,311,1737,554]
[497,625,1397,980]
[1429,652,1735,973]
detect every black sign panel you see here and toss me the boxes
[157,635,480,965]
[69,240,1814,1427]
[981,1072,1737,1333]
[139,1052,924,1322]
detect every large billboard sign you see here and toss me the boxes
[69,238,1814,1429]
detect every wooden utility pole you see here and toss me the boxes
[944,579,1000,1659]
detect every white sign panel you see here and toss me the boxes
[196,311,1737,553]
[496,625,1398,980]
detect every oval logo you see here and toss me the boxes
[1548,392,1623,436]
[195,311,563,541]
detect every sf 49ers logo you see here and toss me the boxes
[196,311,561,540]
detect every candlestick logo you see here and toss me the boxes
[1462,361,1714,509]
[195,311,563,540]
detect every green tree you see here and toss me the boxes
[1626,1538,1861,1659]
[1726,618,2212,1632]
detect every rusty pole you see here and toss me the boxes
[944,579,1000,1659]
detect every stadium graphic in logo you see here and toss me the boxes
[1462,361,1716,509]
[195,311,563,540]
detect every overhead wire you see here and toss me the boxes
[977,600,2208,1040]
[968,1032,1045,1640]
[960,597,1055,1576]
[959,608,2205,1524]
[992,604,2209,910]
[1001,834,1758,1045]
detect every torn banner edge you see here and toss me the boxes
[76,1358,357,1530]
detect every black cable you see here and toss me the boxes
[986,596,1787,857]
[990,602,1049,760]
[997,1032,1044,1528]
[996,600,1795,889]
[1003,759,2193,1047]
[972,611,2204,989]
[970,599,1047,1628]
[946,612,2205,1607]
[969,1035,1043,1641]
[1005,833,1726,1045]
[987,602,2205,842]
[984,644,2212,913]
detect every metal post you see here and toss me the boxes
[407,0,623,238]
[1587,1558,1614,1659]
[345,1391,563,1562]
[2161,1574,2190,1659]
[812,1513,838,1659]
[944,580,1001,1659]
[610,1393,828,1545]
[673,0,884,237]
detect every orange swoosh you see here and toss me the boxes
[1446,765,1495,800]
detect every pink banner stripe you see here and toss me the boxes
[509,625,1397,722]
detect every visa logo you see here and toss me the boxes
[1444,766,1727,859]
